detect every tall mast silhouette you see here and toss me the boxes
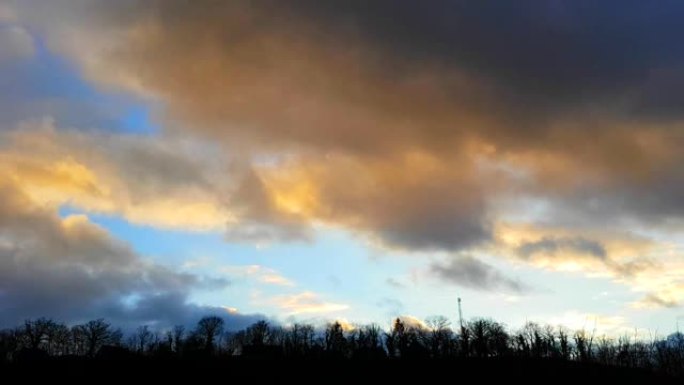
[458,297,463,329]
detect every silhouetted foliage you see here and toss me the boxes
[1,315,683,379]
[70,319,119,357]
[195,316,224,353]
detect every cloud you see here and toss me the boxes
[12,0,684,255]
[0,25,34,62]
[633,294,680,309]
[2,0,682,259]
[0,121,252,327]
[492,222,684,309]
[259,273,295,287]
[0,118,318,244]
[96,292,265,332]
[385,278,405,289]
[376,298,404,317]
[0,3,16,22]
[395,315,428,330]
[2,0,684,316]
[547,311,631,337]
[629,276,684,310]
[0,180,261,328]
[516,237,607,261]
[429,256,529,293]
[258,152,492,251]
[268,292,349,315]
[4,1,501,251]
[219,265,295,287]
[0,120,237,231]
[496,222,662,276]
[223,167,312,243]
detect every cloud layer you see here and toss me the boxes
[16,0,683,247]
[2,0,684,317]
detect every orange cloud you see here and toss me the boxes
[0,121,234,231]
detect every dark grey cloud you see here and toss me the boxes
[552,170,684,228]
[94,292,265,332]
[375,191,490,251]
[516,236,607,261]
[430,256,528,293]
[291,0,684,117]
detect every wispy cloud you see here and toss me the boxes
[429,256,530,293]
[219,265,295,287]
[385,277,405,289]
[632,291,682,310]
[269,292,349,315]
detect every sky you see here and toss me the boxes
[1,0,684,336]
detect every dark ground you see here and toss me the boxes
[2,356,679,384]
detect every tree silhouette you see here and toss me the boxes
[135,325,153,353]
[2,315,684,379]
[285,323,315,357]
[195,316,224,353]
[352,324,385,359]
[23,318,54,350]
[245,320,270,347]
[172,325,185,353]
[426,316,453,358]
[385,318,404,358]
[558,326,571,360]
[574,329,594,362]
[70,319,115,357]
[325,321,347,358]
[44,321,70,356]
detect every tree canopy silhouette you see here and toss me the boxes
[1,314,683,380]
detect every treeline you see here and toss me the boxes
[1,316,684,377]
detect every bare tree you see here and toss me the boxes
[172,325,185,353]
[76,319,113,357]
[195,316,224,352]
[558,326,571,360]
[245,320,270,346]
[469,318,489,358]
[426,316,453,358]
[23,318,55,350]
[45,322,71,356]
[348,323,386,359]
[135,325,153,353]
